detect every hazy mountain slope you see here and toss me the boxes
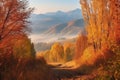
[29,8,84,43]
[43,19,84,36]
[29,9,83,34]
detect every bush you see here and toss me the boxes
[0,53,55,80]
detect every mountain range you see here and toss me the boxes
[29,8,84,42]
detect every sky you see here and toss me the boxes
[29,0,80,14]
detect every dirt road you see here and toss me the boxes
[48,64,83,80]
[47,62,97,80]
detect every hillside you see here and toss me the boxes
[44,19,84,36]
[29,19,84,43]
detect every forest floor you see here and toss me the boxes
[48,63,96,80]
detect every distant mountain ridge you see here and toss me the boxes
[29,8,83,34]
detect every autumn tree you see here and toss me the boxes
[42,50,51,62]
[50,43,64,62]
[63,42,75,62]
[0,0,32,49]
[74,34,87,60]
[109,0,120,45]
[80,0,119,51]
[13,36,36,59]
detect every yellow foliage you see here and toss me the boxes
[63,42,75,62]
[41,42,75,63]
[63,42,73,51]
[76,46,114,67]
[74,34,87,60]
[50,42,64,62]
[80,0,120,51]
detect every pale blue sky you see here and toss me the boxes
[29,0,80,14]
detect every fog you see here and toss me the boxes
[29,33,78,43]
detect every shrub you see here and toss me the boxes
[0,53,55,80]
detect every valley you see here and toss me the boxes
[29,9,84,43]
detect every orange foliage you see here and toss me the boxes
[63,42,75,62]
[80,0,120,51]
[110,0,120,45]
[0,0,33,50]
[76,46,115,67]
[42,42,75,63]
[74,34,87,60]
[75,0,120,68]
[63,42,73,51]
[50,42,64,62]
